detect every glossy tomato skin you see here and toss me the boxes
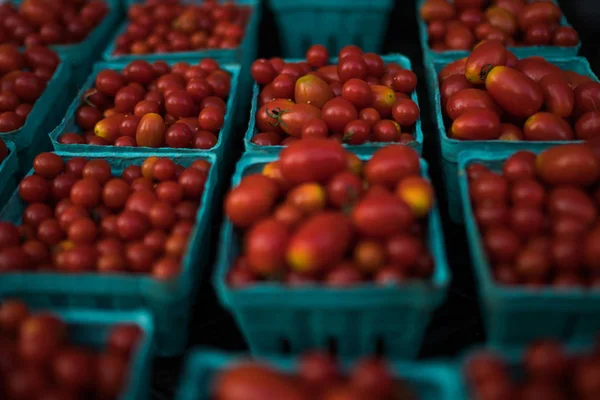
[523,112,574,141]
[287,212,353,275]
[352,192,414,238]
[438,57,467,82]
[451,110,501,140]
[370,85,396,118]
[364,146,420,188]
[440,74,472,108]
[516,57,563,83]
[279,139,347,184]
[537,144,600,187]
[485,66,543,118]
[539,72,574,118]
[256,98,294,133]
[321,97,358,133]
[446,88,498,121]
[294,75,333,108]
[465,40,507,84]
[575,111,600,140]
[278,103,321,137]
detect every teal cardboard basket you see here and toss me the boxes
[49,61,240,172]
[417,0,581,63]
[214,151,450,359]
[426,56,599,223]
[0,60,71,176]
[267,0,394,57]
[13,0,121,89]
[50,309,154,400]
[0,151,218,357]
[458,149,600,352]
[244,54,424,155]
[105,0,260,112]
[176,350,463,400]
[0,141,19,209]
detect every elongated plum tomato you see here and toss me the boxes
[515,56,562,83]
[465,40,507,84]
[485,66,543,118]
[256,99,294,133]
[352,192,414,237]
[536,144,600,187]
[451,110,501,140]
[286,212,353,274]
[214,364,307,400]
[438,57,467,82]
[275,103,321,137]
[523,112,574,141]
[539,72,574,118]
[136,113,165,148]
[279,138,347,184]
[446,88,498,121]
[575,111,600,140]
[294,75,333,108]
[244,219,290,277]
[364,145,420,188]
[420,0,455,22]
[518,1,561,31]
[225,184,277,228]
[94,115,124,143]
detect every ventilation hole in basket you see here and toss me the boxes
[280,338,292,355]
[327,337,338,356]
[375,336,386,356]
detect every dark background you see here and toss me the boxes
[151,1,600,398]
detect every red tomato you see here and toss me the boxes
[279,139,347,184]
[321,98,357,133]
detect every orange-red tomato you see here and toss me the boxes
[294,75,333,108]
[485,66,543,118]
[523,112,574,141]
[286,212,353,274]
[465,40,507,84]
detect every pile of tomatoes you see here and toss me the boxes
[0,300,142,399]
[213,351,413,400]
[225,139,435,287]
[0,44,60,133]
[439,40,600,141]
[113,0,251,55]
[0,152,211,279]
[467,143,600,286]
[421,0,579,51]
[58,58,231,149]
[249,44,420,146]
[466,339,600,399]
[0,0,108,47]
